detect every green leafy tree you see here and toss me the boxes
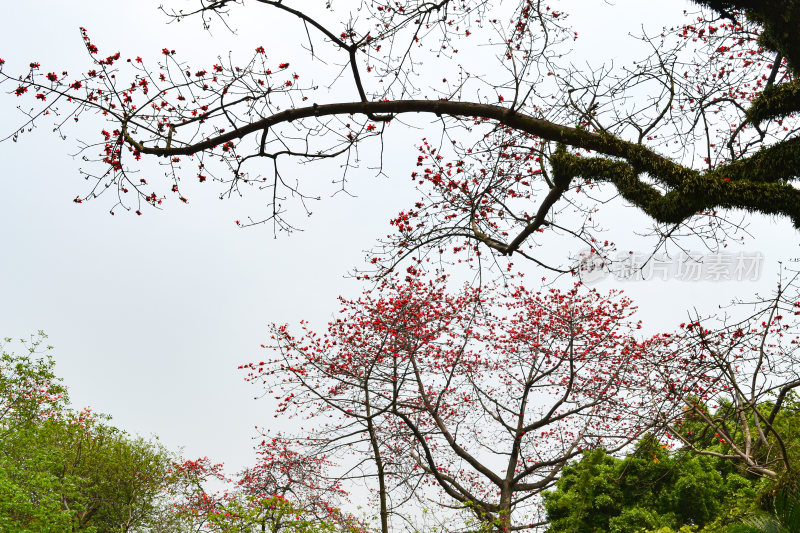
[725,472,800,533]
[671,395,800,482]
[0,334,181,533]
[0,332,67,434]
[726,492,800,533]
[0,333,73,531]
[1,334,361,532]
[544,438,759,533]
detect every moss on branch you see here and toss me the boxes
[554,150,800,227]
[747,82,800,123]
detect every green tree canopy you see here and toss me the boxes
[544,437,759,533]
[0,334,180,533]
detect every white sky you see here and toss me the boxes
[2,0,798,479]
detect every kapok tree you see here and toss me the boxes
[237,437,367,532]
[168,443,367,533]
[659,268,800,479]
[251,273,697,531]
[2,1,800,274]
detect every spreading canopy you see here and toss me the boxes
[249,274,706,531]
[3,0,800,274]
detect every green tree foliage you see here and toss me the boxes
[0,334,180,532]
[720,467,800,533]
[726,491,800,533]
[0,332,67,435]
[0,334,365,533]
[543,437,759,533]
[670,394,800,481]
[544,394,800,533]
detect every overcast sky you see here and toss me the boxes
[2,0,798,476]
